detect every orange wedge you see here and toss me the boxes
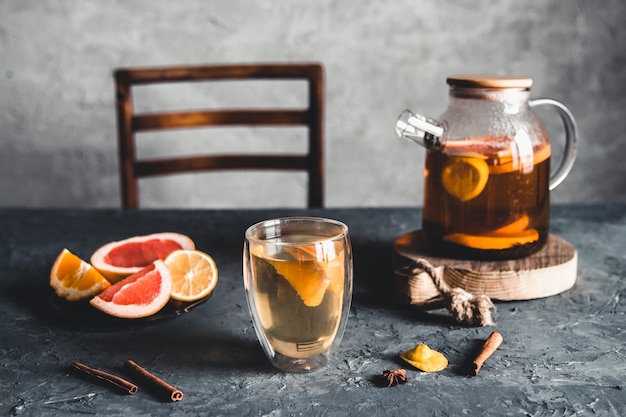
[264,244,344,307]
[441,156,489,201]
[164,250,218,302]
[50,249,111,301]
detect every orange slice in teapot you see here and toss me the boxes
[443,228,539,250]
[441,155,489,201]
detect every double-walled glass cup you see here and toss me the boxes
[244,217,353,373]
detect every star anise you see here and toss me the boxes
[378,369,407,387]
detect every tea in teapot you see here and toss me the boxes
[396,76,578,260]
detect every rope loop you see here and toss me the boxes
[408,259,495,326]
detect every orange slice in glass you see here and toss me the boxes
[268,244,344,307]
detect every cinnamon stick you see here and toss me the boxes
[72,361,138,394]
[124,360,183,402]
[469,331,503,376]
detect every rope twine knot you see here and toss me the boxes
[407,258,495,326]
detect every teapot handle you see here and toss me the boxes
[529,99,579,190]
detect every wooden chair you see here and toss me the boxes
[113,63,324,209]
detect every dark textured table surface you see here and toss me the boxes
[1,206,625,416]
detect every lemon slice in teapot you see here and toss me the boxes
[441,156,489,202]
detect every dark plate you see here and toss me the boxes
[48,293,211,327]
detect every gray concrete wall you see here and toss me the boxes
[1,0,625,208]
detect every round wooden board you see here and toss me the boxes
[392,231,577,306]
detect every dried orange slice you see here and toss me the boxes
[441,156,489,201]
[50,249,111,301]
[400,343,448,372]
[164,250,218,302]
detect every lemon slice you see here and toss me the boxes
[164,250,218,302]
[441,156,489,201]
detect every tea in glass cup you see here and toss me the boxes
[243,217,352,372]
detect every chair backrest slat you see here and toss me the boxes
[132,110,310,131]
[135,155,309,177]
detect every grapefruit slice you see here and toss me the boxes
[50,249,111,301]
[164,250,218,302]
[90,260,172,319]
[90,232,195,283]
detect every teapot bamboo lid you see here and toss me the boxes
[447,76,533,89]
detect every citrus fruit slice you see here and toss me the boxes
[266,244,344,307]
[90,232,195,283]
[491,214,530,234]
[441,156,489,201]
[50,249,111,301]
[89,260,172,319]
[164,250,218,302]
[400,343,448,372]
[443,228,539,250]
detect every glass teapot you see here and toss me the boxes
[396,75,578,260]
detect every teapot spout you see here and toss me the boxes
[395,109,446,150]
